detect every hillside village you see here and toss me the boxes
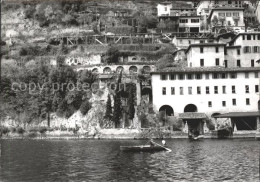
[1,0,260,139]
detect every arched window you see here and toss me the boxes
[103,67,112,73]
[92,68,98,73]
[116,66,124,73]
[129,66,138,74]
[159,105,174,116]
[132,57,137,61]
[211,113,221,118]
[184,104,198,112]
[143,66,151,73]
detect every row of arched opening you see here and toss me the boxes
[92,66,151,74]
[159,104,198,116]
[131,57,146,62]
[159,101,260,117]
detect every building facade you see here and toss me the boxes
[208,7,245,28]
[151,33,260,136]
[179,16,201,33]
[186,43,226,67]
[151,67,260,117]
[157,2,172,17]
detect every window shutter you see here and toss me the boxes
[243,46,246,53]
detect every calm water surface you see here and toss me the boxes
[0,139,259,182]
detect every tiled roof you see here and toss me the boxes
[159,1,172,4]
[226,45,241,49]
[151,66,260,74]
[185,43,226,54]
[216,32,236,40]
[229,32,260,44]
[179,112,207,119]
[214,112,260,118]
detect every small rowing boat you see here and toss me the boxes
[120,142,172,152]
[192,135,204,140]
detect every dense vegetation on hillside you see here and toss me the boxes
[0,63,96,127]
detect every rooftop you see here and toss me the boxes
[208,7,244,19]
[185,43,226,54]
[229,32,260,44]
[216,32,237,40]
[214,112,260,118]
[158,1,172,5]
[151,66,260,74]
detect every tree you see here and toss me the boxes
[79,69,97,86]
[212,15,219,27]
[139,113,149,128]
[155,54,176,70]
[112,71,123,128]
[103,46,120,64]
[80,100,92,115]
[104,94,112,120]
[157,21,166,30]
[127,84,135,127]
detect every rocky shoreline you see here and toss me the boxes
[1,129,259,140]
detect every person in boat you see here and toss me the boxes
[162,140,166,146]
[149,139,155,147]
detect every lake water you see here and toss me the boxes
[0,139,259,182]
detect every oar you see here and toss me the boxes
[153,142,172,152]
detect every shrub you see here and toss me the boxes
[19,47,28,56]
[60,126,67,131]
[1,127,10,134]
[28,132,38,138]
[206,119,215,130]
[29,127,39,132]
[10,127,16,133]
[73,127,79,134]
[39,127,47,134]
[47,128,54,132]
[17,127,25,134]
[103,46,120,64]
[80,100,92,115]
[139,113,149,128]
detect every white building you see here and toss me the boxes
[186,43,226,68]
[197,0,245,16]
[151,67,260,117]
[256,2,260,23]
[179,16,201,33]
[208,7,245,28]
[227,33,260,68]
[151,34,260,136]
[170,8,197,16]
[157,2,172,17]
[151,67,260,136]
[172,37,212,48]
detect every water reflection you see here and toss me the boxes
[0,139,259,181]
